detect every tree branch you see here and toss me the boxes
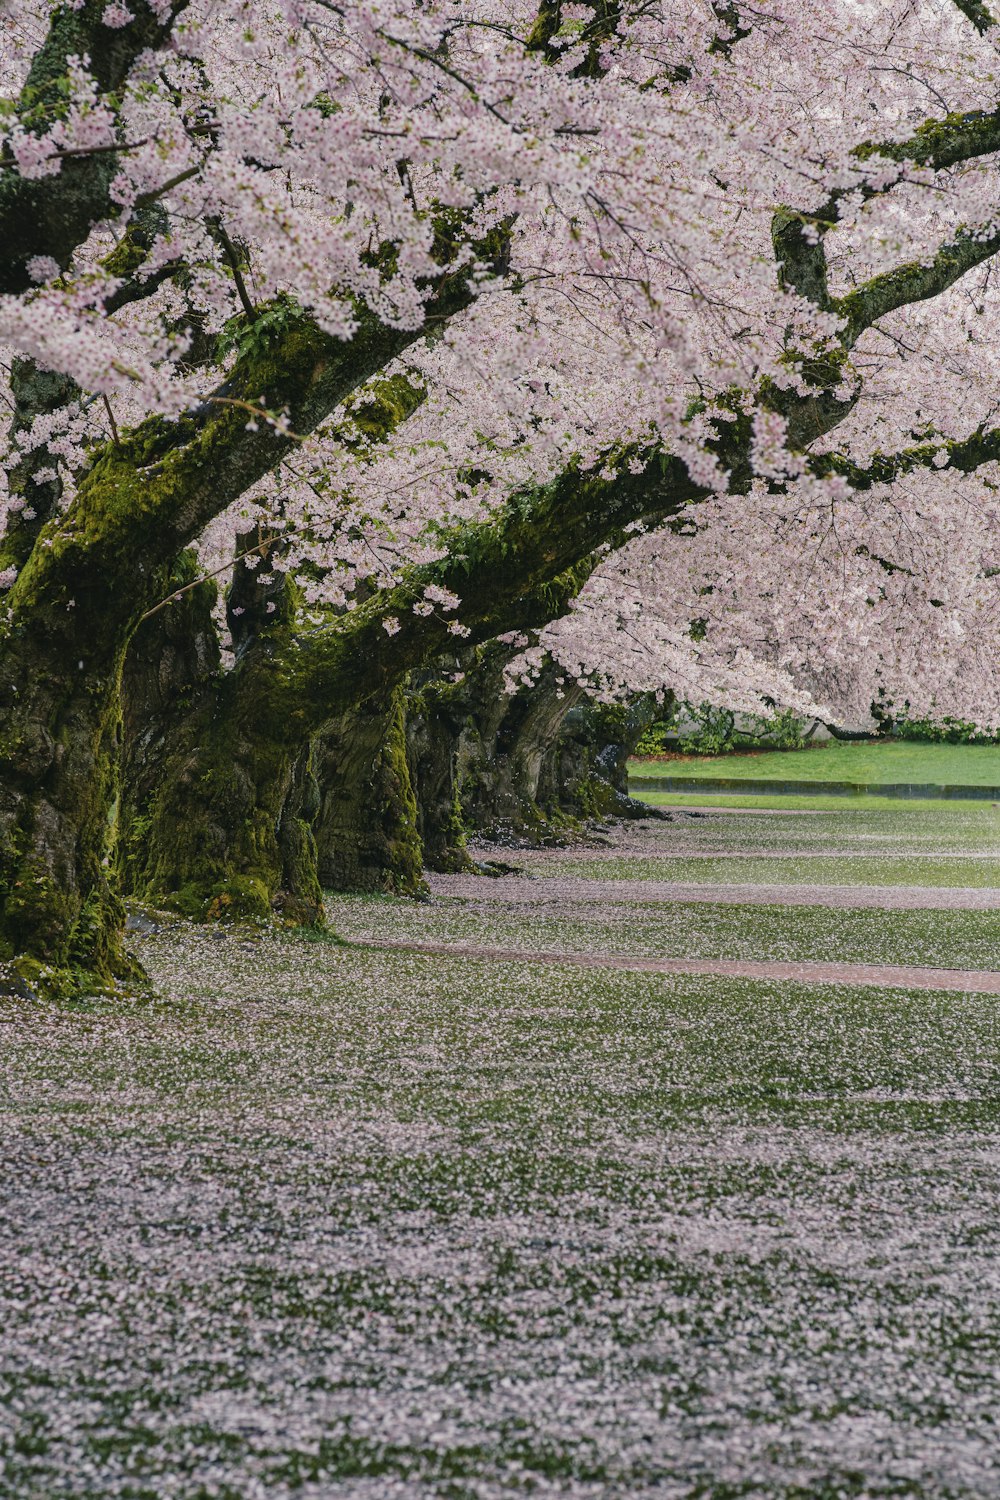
[8,223,509,650]
[774,107,1000,315]
[836,225,1000,345]
[951,0,998,34]
[810,424,1000,489]
[253,446,707,735]
[0,0,189,294]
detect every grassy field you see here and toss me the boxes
[529,852,1000,886]
[615,803,1000,851]
[629,739,1000,784]
[637,788,1000,811]
[330,889,1000,969]
[4,802,1000,1497]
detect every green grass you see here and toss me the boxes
[5,934,1000,1497]
[328,890,1000,971]
[634,788,1000,811]
[536,853,1000,886]
[629,739,1000,785]
[630,800,1000,851]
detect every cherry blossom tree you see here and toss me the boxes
[6,0,1000,996]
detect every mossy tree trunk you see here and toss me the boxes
[407,645,584,853]
[0,646,139,999]
[313,685,425,894]
[119,530,324,924]
[458,655,585,839]
[556,695,667,820]
[0,529,146,998]
[0,361,138,998]
[406,647,667,863]
[405,663,474,873]
[1,286,478,991]
[119,369,433,914]
[143,448,703,904]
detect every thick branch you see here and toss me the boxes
[775,105,1000,318]
[951,0,998,35]
[258,449,708,735]
[7,236,499,654]
[810,424,1000,489]
[837,225,1000,345]
[0,1,188,294]
[772,211,831,307]
[282,391,1000,734]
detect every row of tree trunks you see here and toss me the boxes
[117,533,428,923]
[5,424,695,995]
[0,241,506,997]
[113,557,660,938]
[405,645,663,866]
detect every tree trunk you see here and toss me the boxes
[408,646,584,852]
[313,685,425,894]
[557,694,667,820]
[119,533,325,925]
[460,659,584,838]
[405,667,473,873]
[0,253,512,990]
[0,366,141,999]
[0,604,141,999]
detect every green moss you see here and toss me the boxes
[343,371,426,446]
[204,877,272,924]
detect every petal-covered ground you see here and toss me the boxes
[3,804,1000,1498]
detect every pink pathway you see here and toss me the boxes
[367,937,1000,995]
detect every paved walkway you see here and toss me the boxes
[366,938,1000,995]
[428,873,1000,910]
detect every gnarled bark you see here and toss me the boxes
[0,581,141,998]
[407,647,665,865]
[119,534,324,925]
[313,686,425,895]
[407,646,584,857]
[406,664,474,873]
[458,655,584,840]
[556,695,666,820]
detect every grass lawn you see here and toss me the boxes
[329,889,1000,970]
[611,802,1000,851]
[4,802,1000,1497]
[635,788,1000,812]
[534,852,1000,886]
[629,739,1000,785]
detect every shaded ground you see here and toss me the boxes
[3,801,1000,1498]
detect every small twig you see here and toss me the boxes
[208,216,256,319]
[205,394,306,441]
[137,534,277,624]
[102,394,122,449]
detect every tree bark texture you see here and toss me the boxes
[0,599,139,997]
[407,647,583,855]
[313,686,425,895]
[556,695,666,820]
[119,537,324,925]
